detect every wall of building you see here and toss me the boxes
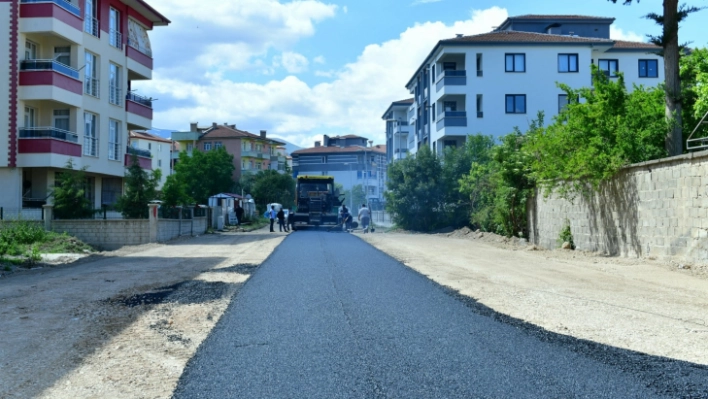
[0,1,13,169]
[528,151,708,263]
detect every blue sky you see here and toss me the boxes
[138,0,707,148]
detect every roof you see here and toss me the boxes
[130,131,172,143]
[200,125,286,145]
[209,193,244,199]
[122,0,171,26]
[382,98,415,119]
[292,145,386,156]
[507,15,614,21]
[406,31,657,87]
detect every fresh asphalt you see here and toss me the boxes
[172,231,708,399]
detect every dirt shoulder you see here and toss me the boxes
[0,228,286,399]
[359,229,708,366]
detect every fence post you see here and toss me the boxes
[1,207,3,220]
[148,203,159,243]
[42,204,53,231]
[189,206,195,236]
[177,206,183,236]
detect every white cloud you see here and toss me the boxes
[313,56,326,64]
[142,6,509,148]
[610,26,645,43]
[278,52,310,73]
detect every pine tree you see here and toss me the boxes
[116,154,161,218]
[52,159,94,219]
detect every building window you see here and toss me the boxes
[558,54,578,72]
[84,0,98,36]
[109,7,121,49]
[558,94,570,114]
[54,46,71,66]
[53,109,70,131]
[639,59,658,78]
[157,144,162,152]
[432,103,436,121]
[598,59,619,78]
[186,143,193,152]
[505,95,526,114]
[109,63,121,106]
[443,101,456,112]
[25,40,38,60]
[476,53,483,76]
[443,62,456,71]
[24,106,36,128]
[148,143,152,150]
[108,119,120,160]
[101,178,122,208]
[215,142,223,149]
[431,64,436,82]
[505,53,525,72]
[83,112,98,157]
[476,94,483,118]
[158,159,162,167]
[204,142,212,151]
[84,51,99,97]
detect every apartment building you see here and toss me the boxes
[128,130,171,188]
[399,15,663,159]
[291,135,387,204]
[171,123,287,182]
[0,0,169,212]
[382,98,414,163]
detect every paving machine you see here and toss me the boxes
[291,175,344,230]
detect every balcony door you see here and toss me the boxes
[83,112,98,157]
[25,40,37,61]
[109,8,121,48]
[24,107,36,128]
[54,46,70,66]
[53,109,70,131]
[84,0,97,35]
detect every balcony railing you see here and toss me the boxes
[83,137,98,157]
[109,84,122,106]
[126,145,151,158]
[443,70,466,77]
[127,38,152,57]
[20,0,80,17]
[125,92,152,108]
[84,77,99,97]
[20,59,79,79]
[84,17,99,37]
[19,126,78,143]
[436,111,467,131]
[108,141,121,161]
[109,30,122,49]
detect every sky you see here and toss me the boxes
[137,0,708,148]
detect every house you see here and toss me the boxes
[400,14,663,158]
[0,0,170,214]
[382,98,414,164]
[291,135,387,204]
[171,123,286,182]
[128,131,172,188]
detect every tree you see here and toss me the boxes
[680,47,708,137]
[171,147,235,204]
[52,159,94,219]
[608,0,704,155]
[115,154,161,218]
[385,146,446,231]
[251,169,296,210]
[342,184,366,210]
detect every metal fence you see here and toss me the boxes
[0,207,43,221]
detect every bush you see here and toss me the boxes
[558,220,575,249]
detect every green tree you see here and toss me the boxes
[342,184,366,210]
[52,159,94,219]
[115,154,161,218]
[681,47,708,140]
[385,146,446,231]
[526,67,667,199]
[608,0,704,155]
[457,135,497,230]
[172,147,235,204]
[251,170,296,210]
[160,174,190,207]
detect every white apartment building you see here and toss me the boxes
[395,15,663,160]
[0,0,169,213]
[128,131,171,189]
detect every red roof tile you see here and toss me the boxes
[611,40,660,50]
[201,125,285,145]
[130,130,172,143]
[442,30,614,45]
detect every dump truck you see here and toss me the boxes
[291,175,344,230]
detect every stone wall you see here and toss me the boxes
[52,220,150,249]
[528,150,708,262]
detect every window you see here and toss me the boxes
[101,178,122,208]
[83,112,98,157]
[423,102,428,125]
[558,54,578,72]
[505,95,526,114]
[639,59,658,78]
[431,103,436,121]
[186,143,193,152]
[148,143,152,150]
[157,144,162,152]
[204,142,212,151]
[443,62,456,71]
[505,53,525,72]
[256,162,262,169]
[476,53,483,76]
[443,101,456,112]
[25,40,38,60]
[215,142,223,149]
[54,46,70,66]
[24,107,36,128]
[476,94,483,118]
[108,119,120,160]
[598,59,619,78]
[558,94,572,113]
[84,0,98,36]
[109,63,121,105]
[84,52,99,97]
[431,64,435,82]
[109,8,121,49]
[53,109,70,131]
[241,160,246,169]
[158,159,162,167]
[444,140,457,148]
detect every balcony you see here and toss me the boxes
[127,38,153,75]
[126,92,152,108]
[21,59,78,79]
[125,92,153,129]
[84,77,99,97]
[109,30,122,50]
[83,136,98,157]
[242,150,265,158]
[109,84,122,106]
[21,0,80,16]
[172,131,200,142]
[436,70,467,92]
[125,146,152,169]
[84,16,98,37]
[436,111,467,131]
[19,0,83,38]
[18,127,81,158]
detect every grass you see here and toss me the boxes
[0,221,94,257]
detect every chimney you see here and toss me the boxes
[323,134,330,147]
[212,122,218,128]
[260,130,266,138]
[190,122,198,132]
[230,124,236,129]
[455,33,463,38]
[315,141,321,147]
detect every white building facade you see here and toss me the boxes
[398,15,663,159]
[0,0,169,213]
[128,131,171,189]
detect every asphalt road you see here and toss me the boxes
[172,231,708,399]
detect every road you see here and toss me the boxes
[172,231,708,398]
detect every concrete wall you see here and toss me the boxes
[528,150,708,263]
